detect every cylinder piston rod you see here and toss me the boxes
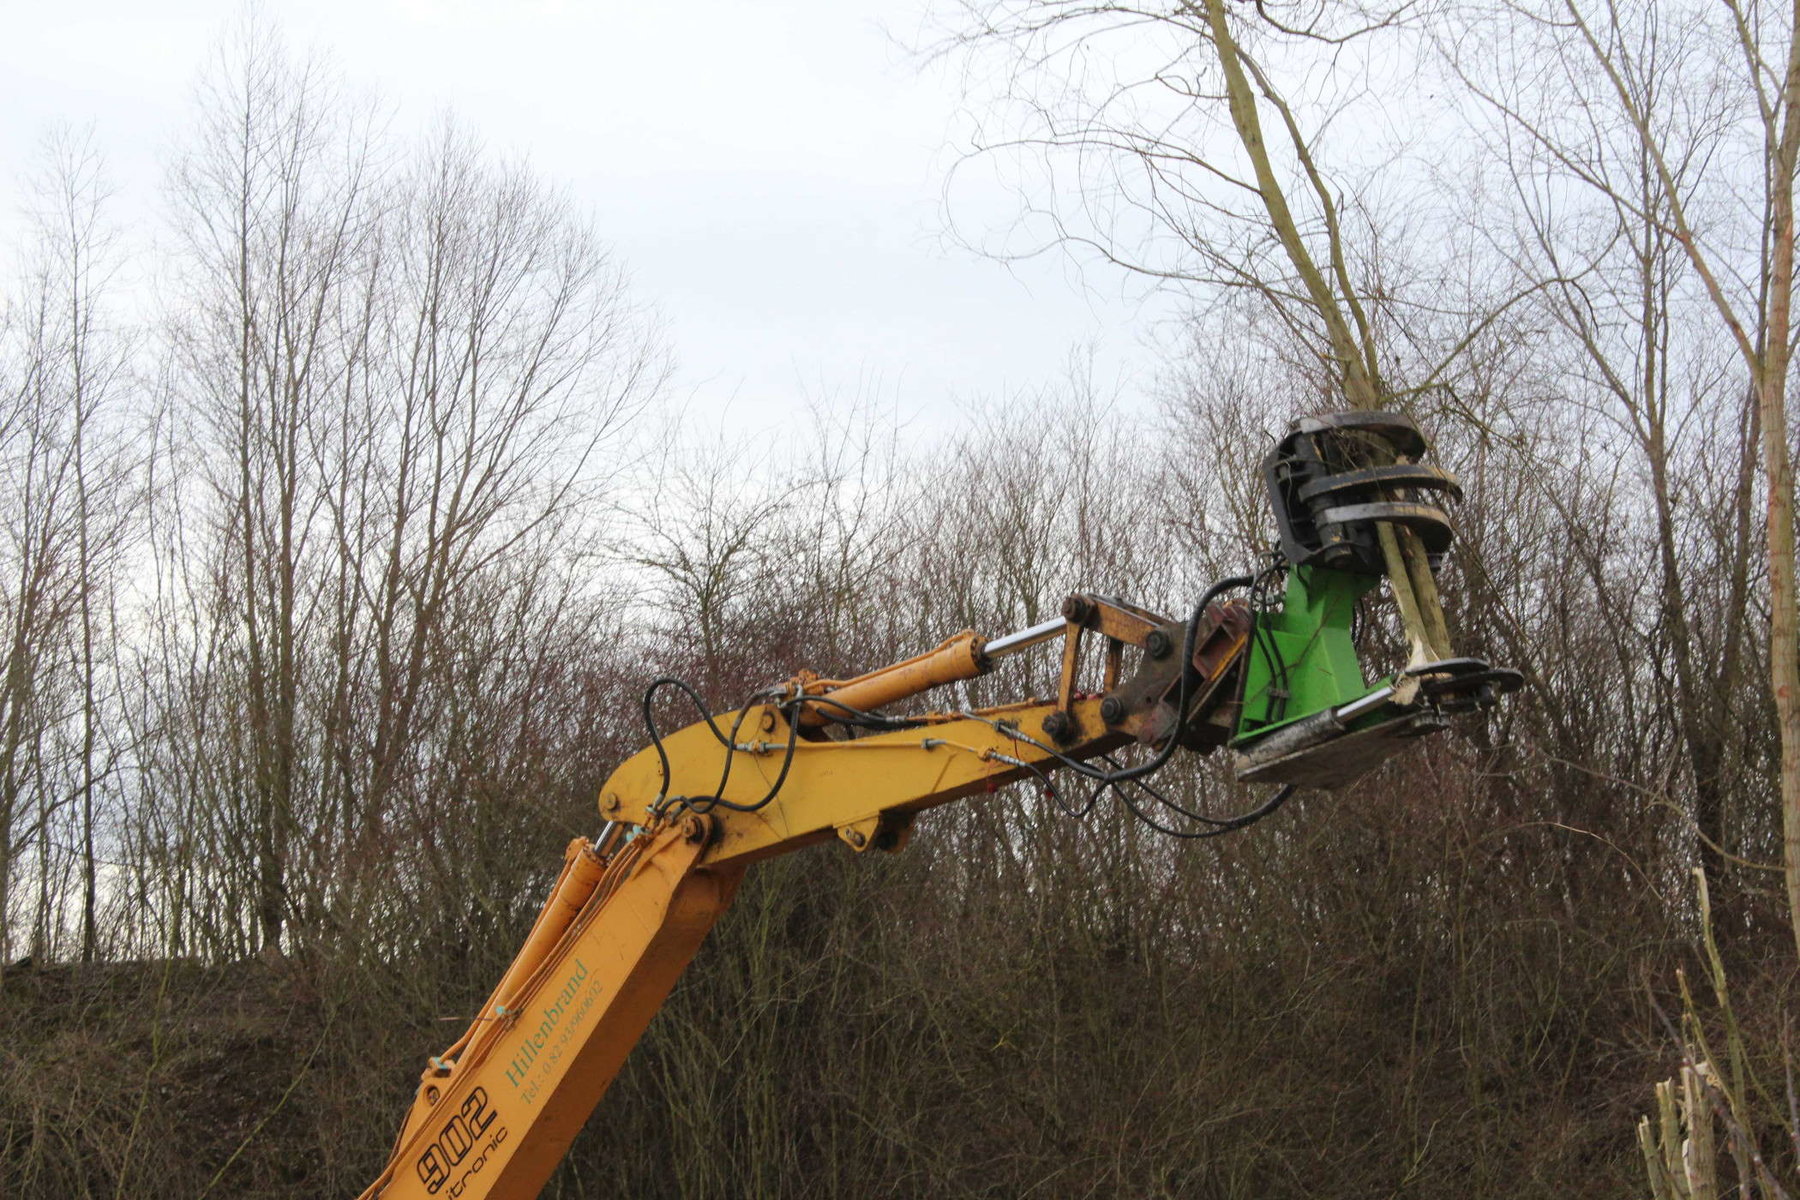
[983,616,1066,660]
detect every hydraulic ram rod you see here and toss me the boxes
[982,616,1065,660]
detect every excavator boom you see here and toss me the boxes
[359,410,1518,1199]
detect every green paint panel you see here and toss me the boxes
[1232,566,1387,742]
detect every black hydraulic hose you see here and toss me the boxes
[1113,782,1298,840]
[1104,573,1256,781]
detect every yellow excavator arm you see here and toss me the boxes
[358,410,1518,1199]
[356,603,1225,1200]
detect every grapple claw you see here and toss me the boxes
[1228,411,1522,789]
[1264,410,1462,574]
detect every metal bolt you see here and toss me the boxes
[603,793,621,813]
[1042,710,1075,745]
[682,815,706,843]
[1145,629,1172,660]
[847,829,867,849]
[1100,696,1125,724]
[1061,596,1091,623]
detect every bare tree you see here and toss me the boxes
[33,129,138,962]
[1440,1,1766,902]
[0,126,137,966]
[943,1,1485,672]
[163,18,379,954]
[1444,0,1800,947]
[143,20,666,961]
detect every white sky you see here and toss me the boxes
[0,0,1179,434]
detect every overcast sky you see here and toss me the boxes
[0,0,1179,434]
